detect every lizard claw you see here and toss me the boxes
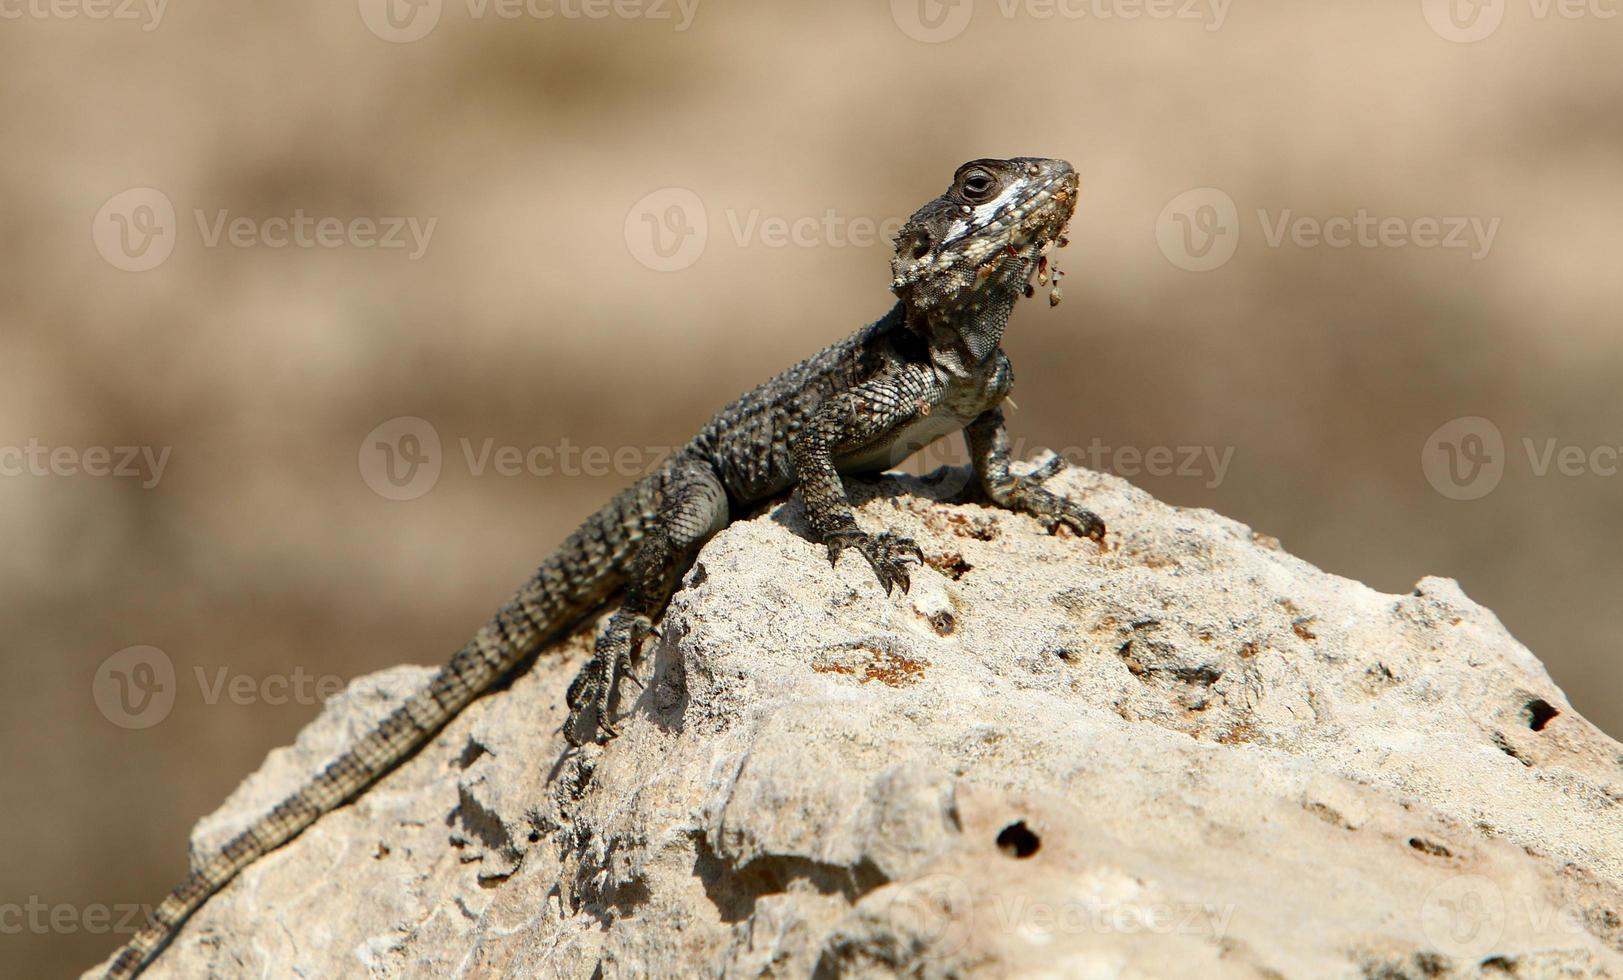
[997,470,1107,546]
[826,529,924,595]
[563,611,655,746]
[564,658,608,746]
[1050,507,1106,543]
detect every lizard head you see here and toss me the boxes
[890,157,1077,316]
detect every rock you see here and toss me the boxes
[88,459,1623,979]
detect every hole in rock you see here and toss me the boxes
[1525,698,1559,732]
[996,821,1040,859]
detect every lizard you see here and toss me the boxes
[101,155,1104,979]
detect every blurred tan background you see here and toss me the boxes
[3,0,1620,974]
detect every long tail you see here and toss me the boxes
[102,481,650,979]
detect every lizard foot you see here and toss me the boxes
[564,611,656,746]
[997,459,1106,543]
[826,529,924,595]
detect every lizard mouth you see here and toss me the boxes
[1002,166,1077,306]
[1012,167,1078,248]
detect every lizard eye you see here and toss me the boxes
[960,169,997,203]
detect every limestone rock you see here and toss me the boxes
[89,460,1623,979]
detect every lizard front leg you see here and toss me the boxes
[789,367,935,594]
[565,460,728,744]
[966,406,1106,542]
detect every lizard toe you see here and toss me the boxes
[857,531,922,595]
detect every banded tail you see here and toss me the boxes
[101,480,651,979]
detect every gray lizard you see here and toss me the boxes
[102,156,1103,978]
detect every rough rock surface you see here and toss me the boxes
[90,459,1623,979]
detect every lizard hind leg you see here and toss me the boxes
[565,460,729,745]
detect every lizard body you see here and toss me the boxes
[102,156,1101,978]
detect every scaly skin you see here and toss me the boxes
[101,156,1102,978]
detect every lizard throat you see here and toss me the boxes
[911,284,1022,368]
